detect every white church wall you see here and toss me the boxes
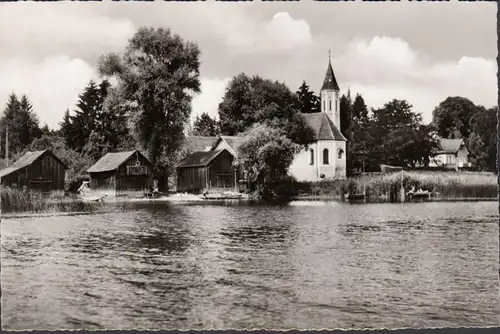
[288,142,320,182]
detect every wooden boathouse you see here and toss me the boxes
[86,150,154,197]
[0,149,67,195]
[176,148,239,193]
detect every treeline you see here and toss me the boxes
[192,81,497,176]
[0,25,496,198]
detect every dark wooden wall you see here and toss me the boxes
[207,150,237,190]
[90,171,116,194]
[176,150,239,193]
[115,152,153,196]
[90,151,153,197]
[0,152,65,193]
[176,166,208,193]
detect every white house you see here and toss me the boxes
[209,56,347,182]
[429,137,470,171]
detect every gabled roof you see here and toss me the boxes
[435,138,466,154]
[212,136,246,155]
[176,149,230,168]
[302,113,346,141]
[182,136,218,152]
[0,150,67,179]
[321,59,340,91]
[87,150,150,173]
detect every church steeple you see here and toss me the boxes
[321,51,340,91]
[320,51,341,128]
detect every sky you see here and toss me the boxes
[0,0,496,129]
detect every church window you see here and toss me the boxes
[310,149,314,165]
[338,149,344,159]
[323,148,329,165]
[329,99,332,111]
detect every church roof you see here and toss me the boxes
[321,59,340,91]
[302,113,346,141]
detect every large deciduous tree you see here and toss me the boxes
[98,26,201,191]
[432,96,482,140]
[468,106,497,172]
[366,99,439,170]
[218,73,315,146]
[233,124,300,200]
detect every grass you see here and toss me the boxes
[0,186,105,214]
[293,171,498,200]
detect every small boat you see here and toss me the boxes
[380,164,403,173]
[200,191,243,200]
[345,193,365,201]
[407,190,431,200]
[81,194,107,202]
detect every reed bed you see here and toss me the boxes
[295,171,498,199]
[0,186,105,214]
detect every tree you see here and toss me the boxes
[98,26,201,191]
[218,73,315,146]
[59,108,74,145]
[364,99,439,170]
[296,81,320,114]
[233,123,300,200]
[339,91,370,175]
[0,93,42,158]
[432,96,481,140]
[69,80,110,152]
[468,106,497,172]
[192,112,219,136]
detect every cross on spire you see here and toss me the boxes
[328,49,331,61]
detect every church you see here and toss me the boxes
[288,57,347,181]
[176,57,347,193]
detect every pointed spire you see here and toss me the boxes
[321,52,340,91]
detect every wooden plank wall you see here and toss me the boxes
[116,151,153,197]
[176,166,207,193]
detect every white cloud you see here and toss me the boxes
[262,12,313,53]
[0,56,98,129]
[333,36,496,123]
[191,77,231,122]
[222,11,313,55]
[0,3,135,60]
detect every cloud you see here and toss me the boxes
[0,56,98,129]
[223,11,313,56]
[191,77,231,122]
[0,3,135,62]
[332,36,496,123]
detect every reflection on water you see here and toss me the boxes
[1,201,499,330]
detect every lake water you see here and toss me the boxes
[1,201,499,330]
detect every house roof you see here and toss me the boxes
[182,136,218,152]
[436,138,466,154]
[176,149,229,168]
[87,150,150,173]
[212,136,246,154]
[0,150,67,179]
[302,113,347,141]
[320,59,340,91]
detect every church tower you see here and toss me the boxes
[320,51,340,128]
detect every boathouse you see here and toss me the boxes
[176,148,239,193]
[86,150,154,197]
[0,149,67,195]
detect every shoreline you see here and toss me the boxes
[1,195,497,219]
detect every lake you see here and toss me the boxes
[1,200,499,330]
